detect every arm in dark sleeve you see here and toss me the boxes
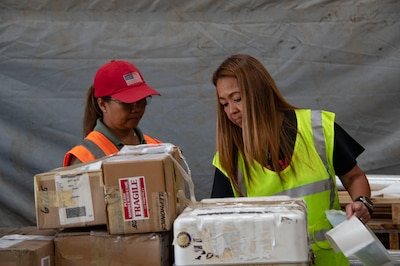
[210,168,234,198]
[333,123,365,176]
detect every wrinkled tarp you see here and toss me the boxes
[1,0,399,226]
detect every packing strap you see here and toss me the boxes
[118,143,197,205]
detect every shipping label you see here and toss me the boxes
[55,173,95,225]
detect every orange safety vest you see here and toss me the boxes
[63,131,162,166]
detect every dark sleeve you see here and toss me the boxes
[333,123,365,176]
[210,168,234,198]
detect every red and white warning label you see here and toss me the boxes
[119,176,149,221]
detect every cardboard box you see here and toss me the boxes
[0,227,16,237]
[34,162,108,230]
[54,226,172,266]
[34,143,186,234]
[173,197,310,265]
[102,150,184,234]
[0,226,57,266]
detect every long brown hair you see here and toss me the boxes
[82,85,103,137]
[212,54,298,194]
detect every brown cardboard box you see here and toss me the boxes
[34,163,108,230]
[0,226,57,266]
[34,144,186,234]
[0,227,16,237]
[54,226,172,266]
[102,151,184,234]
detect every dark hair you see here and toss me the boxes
[82,85,110,136]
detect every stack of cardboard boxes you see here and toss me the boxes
[32,144,185,266]
[1,142,312,265]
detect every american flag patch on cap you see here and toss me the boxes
[124,72,143,86]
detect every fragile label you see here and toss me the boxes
[119,176,149,221]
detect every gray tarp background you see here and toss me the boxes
[1,0,399,227]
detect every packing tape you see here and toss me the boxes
[325,213,394,266]
[326,215,374,256]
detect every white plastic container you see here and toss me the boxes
[173,196,310,265]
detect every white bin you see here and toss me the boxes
[173,196,310,265]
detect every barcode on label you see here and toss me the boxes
[41,256,50,266]
[66,206,86,218]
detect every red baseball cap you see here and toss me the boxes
[93,60,160,103]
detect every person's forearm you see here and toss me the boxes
[340,164,372,223]
[339,165,371,200]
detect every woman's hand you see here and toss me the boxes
[345,201,371,224]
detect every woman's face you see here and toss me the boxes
[100,97,147,133]
[216,77,243,128]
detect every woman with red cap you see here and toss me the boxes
[63,60,162,166]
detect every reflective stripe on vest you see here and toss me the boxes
[310,110,336,243]
[81,138,107,159]
[63,131,118,166]
[311,110,335,210]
